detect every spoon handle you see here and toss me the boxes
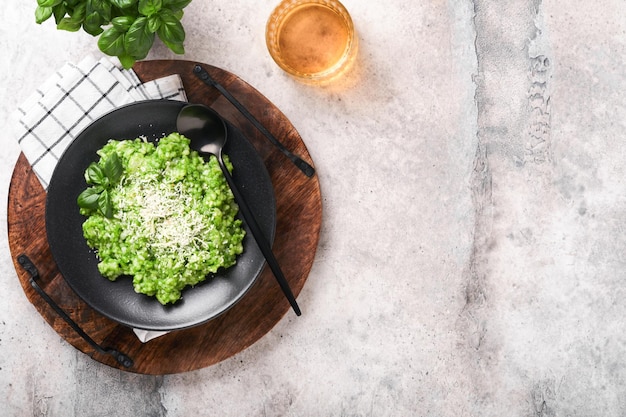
[193,64,315,178]
[217,155,302,316]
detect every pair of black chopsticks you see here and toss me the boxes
[192,64,315,178]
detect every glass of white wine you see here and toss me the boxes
[266,0,358,84]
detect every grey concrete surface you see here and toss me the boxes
[1,0,625,415]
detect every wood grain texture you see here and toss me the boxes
[7,60,322,375]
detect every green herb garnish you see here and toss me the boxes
[77,151,123,218]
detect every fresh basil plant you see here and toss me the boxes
[35,0,192,69]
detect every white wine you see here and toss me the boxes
[267,0,356,82]
[278,4,350,74]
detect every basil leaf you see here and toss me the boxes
[98,26,127,56]
[162,0,192,11]
[111,15,135,31]
[35,6,54,24]
[147,14,161,33]
[110,0,138,8]
[117,53,136,69]
[169,9,184,20]
[160,38,184,54]
[37,0,62,7]
[124,17,155,59]
[57,16,82,31]
[83,11,104,36]
[58,2,86,31]
[103,152,124,184]
[156,11,184,44]
[86,163,107,185]
[98,189,113,218]
[138,0,162,16]
[53,4,67,24]
[68,2,86,19]
[86,0,112,22]
[77,187,102,210]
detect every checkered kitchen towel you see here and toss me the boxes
[13,55,187,190]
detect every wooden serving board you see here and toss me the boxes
[7,60,322,374]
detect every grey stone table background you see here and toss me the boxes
[1,0,624,415]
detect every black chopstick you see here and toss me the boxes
[192,64,315,178]
[17,254,133,368]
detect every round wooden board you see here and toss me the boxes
[7,60,322,374]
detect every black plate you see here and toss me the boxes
[46,100,276,331]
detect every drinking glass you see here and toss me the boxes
[266,0,357,84]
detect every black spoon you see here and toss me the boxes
[177,104,301,316]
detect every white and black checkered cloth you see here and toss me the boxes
[14,55,187,190]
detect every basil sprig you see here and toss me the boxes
[35,0,192,69]
[77,152,123,218]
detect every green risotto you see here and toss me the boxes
[77,132,245,305]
